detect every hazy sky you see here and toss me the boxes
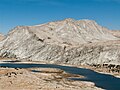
[0,0,120,34]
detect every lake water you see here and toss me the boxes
[0,63,120,90]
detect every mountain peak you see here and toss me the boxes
[6,18,118,46]
[0,18,119,65]
[60,18,98,26]
[64,18,75,22]
[78,19,97,24]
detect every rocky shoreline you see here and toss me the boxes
[0,62,102,90]
[1,59,120,90]
[64,63,120,78]
[87,64,120,78]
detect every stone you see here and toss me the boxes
[0,18,119,65]
[0,33,4,41]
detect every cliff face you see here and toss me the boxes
[0,18,119,65]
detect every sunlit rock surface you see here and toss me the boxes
[0,33,4,41]
[0,18,119,65]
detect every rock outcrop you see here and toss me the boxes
[0,18,120,65]
[0,33,4,41]
[109,30,120,38]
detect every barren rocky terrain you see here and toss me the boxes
[0,18,120,90]
[0,65,102,90]
[109,30,120,38]
[0,18,119,65]
[0,33,4,41]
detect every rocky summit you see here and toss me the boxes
[0,18,120,65]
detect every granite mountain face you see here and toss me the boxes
[0,33,4,41]
[109,30,120,38]
[0,18,119,65]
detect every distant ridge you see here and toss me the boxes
[109,30,120,38]
[0,33,4,41]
